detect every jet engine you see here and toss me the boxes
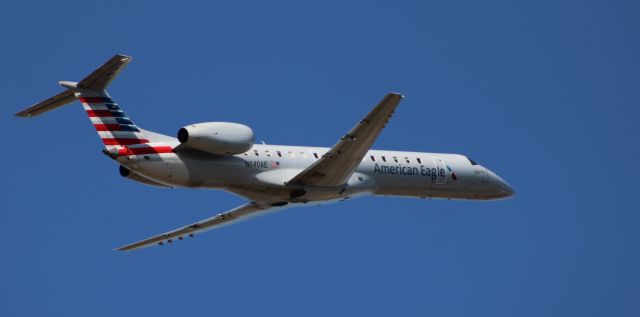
[177,122,254,155]
[119,166,170,188]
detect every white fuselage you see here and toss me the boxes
[16,54,515,251]
[120,143,514,206]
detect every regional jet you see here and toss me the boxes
[15,55,514,251]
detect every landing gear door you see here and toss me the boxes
[430,156,447,185]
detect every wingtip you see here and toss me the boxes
[115,242,143,251]
[115,242,138,251]
[115,54,133,62]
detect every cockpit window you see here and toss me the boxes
[467,157,478,165]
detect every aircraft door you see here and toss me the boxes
[430,156,447,185]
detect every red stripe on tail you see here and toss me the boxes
[78,97,113,103]
[94,124,122,131]
[86,110,114,117]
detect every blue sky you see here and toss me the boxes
[2,1,639,316]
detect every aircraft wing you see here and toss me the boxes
[116,202,283,251]
[287,93,403,187]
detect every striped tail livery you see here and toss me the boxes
[15,55,173,157]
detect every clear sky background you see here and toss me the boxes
[2,1,639,316]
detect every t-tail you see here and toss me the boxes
[15,55,173,157]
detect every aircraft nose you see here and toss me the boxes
[485,168,515,199]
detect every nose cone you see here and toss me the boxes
[485,168,515,199]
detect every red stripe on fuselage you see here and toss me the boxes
[102,138,150,145]
[86,110,113,117]
[118,146,174,156]
[94,124,122,131]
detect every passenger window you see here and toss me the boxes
[313,152,319,159]
[277,151,282,157]
[265,150,271,157]
[393,156,398,163]
[254,150,259,156]
[405,157,410,163]
[416,158,422,164]
[370,155,375,162]
[382,156,387,162]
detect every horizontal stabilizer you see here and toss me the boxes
[15,54,132,118]
[15,89,76,117]
[77,54,132,91]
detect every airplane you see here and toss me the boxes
[15,54,514,251]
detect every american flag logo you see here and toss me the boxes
[270,161,280,168]
[447,165,458,180]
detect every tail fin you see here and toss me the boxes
[76,90,149,148]
[15,54,151,150]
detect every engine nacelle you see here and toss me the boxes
[177,122,254,155]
